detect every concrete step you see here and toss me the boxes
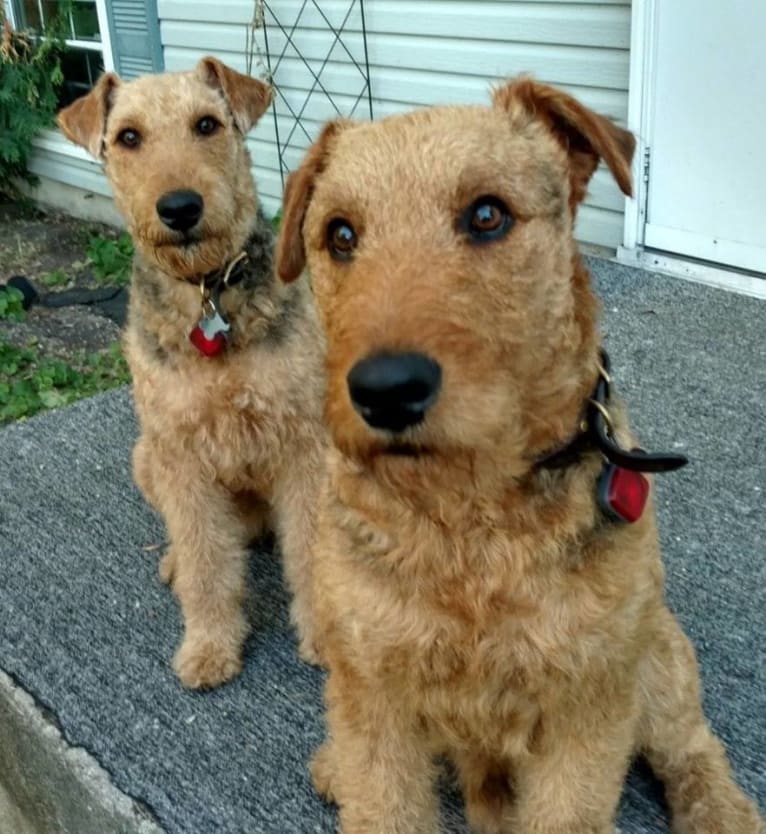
[0,261,763,832]
[1,670,162,834]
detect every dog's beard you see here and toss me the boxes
[329,394,532,492]
[134,227,237,279]
[327,396,437,464]
[342,433,430,462]
[338,426,481,505]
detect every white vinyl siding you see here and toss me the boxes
[159,0,632,248]
[28,132,112,198]
[33,1,631,249]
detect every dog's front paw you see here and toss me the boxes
[311,741,337,804]
[675,799,765,834]
[173,637,242,689]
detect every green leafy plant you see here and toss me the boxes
[41,268,70,287]
[0,339,131,423]
[87,232,134,286]
[0,286,26,321]
[0,10,67,196]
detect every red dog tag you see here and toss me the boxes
[189,307,230,357]
[597,463,649,523]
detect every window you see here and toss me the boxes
[6,1,113,107]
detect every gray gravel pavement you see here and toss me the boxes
[0,260,763,833]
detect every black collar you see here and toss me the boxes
[189,251,249,292]
[534,350,689,474]
[183,210,274,293]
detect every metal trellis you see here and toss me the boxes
[261,0,373,188]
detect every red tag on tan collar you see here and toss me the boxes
[597,463,649,523]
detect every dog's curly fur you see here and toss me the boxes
[276,78,764,833]
[58,58,326,688]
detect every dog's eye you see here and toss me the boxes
[196,116,221,136]
[461,196,513,243]
[326,218,357,261]
[117,128,141,149]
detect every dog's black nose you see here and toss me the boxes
[347,352,442,432]
[156,190,204,232]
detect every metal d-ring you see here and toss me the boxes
[221,250,248,287]
[588,398,615,435]
[199,277,215,318]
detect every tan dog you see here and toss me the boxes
[275,79,764,832]
[58,58,325,688]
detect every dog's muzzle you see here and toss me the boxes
[347,351,442,433]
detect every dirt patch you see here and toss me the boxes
[0,199,127,363]
[0,200,116,283]
[2,305,121,354]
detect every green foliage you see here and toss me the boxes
[0,340,131,424]
[86,233,134,286]
[0,10,67,196]
[41,268,70,287]
[270,209,282,231]
[0,286,26,321]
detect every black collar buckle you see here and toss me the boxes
[587,351,688,474]
[534,350,689,523]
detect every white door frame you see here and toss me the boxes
[620,0,766,299]
[622,0,656,252]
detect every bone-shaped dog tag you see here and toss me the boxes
[189,292,231,357]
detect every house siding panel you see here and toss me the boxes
[159,0,632,248]
[27,151,112,198]
[35,1,630,250]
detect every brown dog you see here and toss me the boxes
[275,79,764,832]
[58,58,326,688]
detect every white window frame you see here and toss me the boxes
[4,0,114,70]
[4,0,114,160]
[93,0,115,72]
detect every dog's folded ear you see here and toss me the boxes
[276,120,347,283]
[493,77,635,211]
[197,57,272,134]
[57,72,121,159]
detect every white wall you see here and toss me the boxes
[159,0,632,248]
